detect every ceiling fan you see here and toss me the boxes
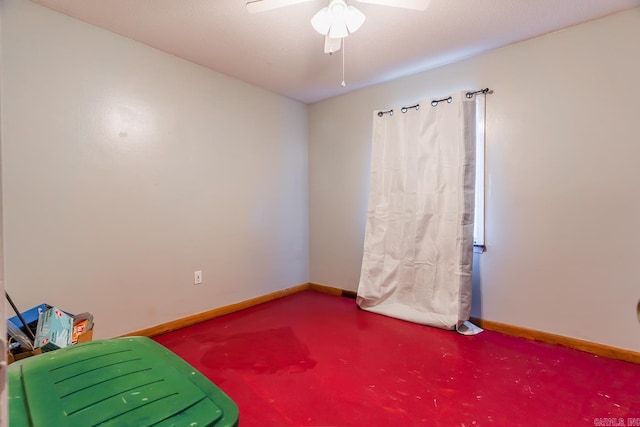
[246,0,431,54]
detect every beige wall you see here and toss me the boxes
[1,0,309,339]
[309,8,640,351]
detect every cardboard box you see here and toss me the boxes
[34,307,74,352]
[72,320,94,344]
[7,348,42,365]
[77,327,94,343]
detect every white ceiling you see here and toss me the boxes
[30,0,640,104]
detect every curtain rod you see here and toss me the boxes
[465,87,490,99]
[377,87,490,117]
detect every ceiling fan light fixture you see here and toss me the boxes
[311,0,365,38]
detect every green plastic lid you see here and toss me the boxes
[8,336,238,427]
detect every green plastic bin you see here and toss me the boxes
[8,336,239,427]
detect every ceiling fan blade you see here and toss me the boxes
[246,0,312,13]
[355,0,430,11]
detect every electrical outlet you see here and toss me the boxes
[194,270,202,285]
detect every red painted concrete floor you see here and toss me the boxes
[154,291,640,426]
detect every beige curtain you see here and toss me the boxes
[357,91,478,333]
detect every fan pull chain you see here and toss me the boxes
[341,39,346,87]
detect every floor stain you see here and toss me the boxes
[200,327,316,374]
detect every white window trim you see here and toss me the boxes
[473,94,486,252]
